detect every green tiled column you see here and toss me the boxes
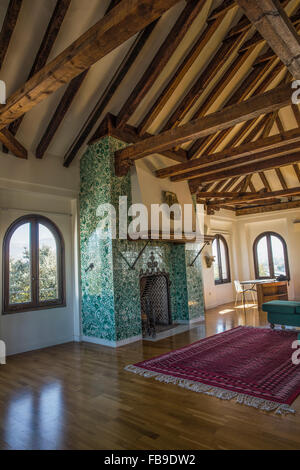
[80,137,204,345]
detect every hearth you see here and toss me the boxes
[140,253,172,338]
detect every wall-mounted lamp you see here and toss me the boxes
[204,254,215,269]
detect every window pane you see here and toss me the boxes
[257,236,270,277]
[271,235,286,276]
[212,239,220,281]
[39,224,58,301]
[220,239,228,280]
[9,223,32,304]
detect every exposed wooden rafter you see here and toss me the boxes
[116,0,208,130]
[236,200,300,216]
[236,0,300,79]
[35,0,121,160]
[0,0,182,132]
[0,0,22,70]
[115,83,293,174]
[156,126,300,180]
[90,113,186,164]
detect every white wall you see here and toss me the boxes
[202,206,300,309]
[201,211,237,309]
[235,208,300,301]
[0,151,80,355]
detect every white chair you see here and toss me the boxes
[234,280,256,306]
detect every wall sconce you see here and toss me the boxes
[204,254,215,268]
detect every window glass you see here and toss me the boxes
[39,224,58,302]
[271,235,286,277]
[257,236,270,277]
[220,239,228,280]
[9,223,32,304]
[212,239,220,281]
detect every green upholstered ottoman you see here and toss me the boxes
[262,301,300,339]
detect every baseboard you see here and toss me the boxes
[81,334,142,348]
[6,336,75,356]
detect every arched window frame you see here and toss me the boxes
[253,231,290,281]
[213,234,231,285]
[3,215,65,314]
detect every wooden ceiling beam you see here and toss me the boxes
[236,200,300,216]
[0,0,23,69]
[185,152,300,184]
[259,171,272,191]
[0,128,27,159]
[293,163,300,183]
[35,0,122,159]
[171,140,300,181]
[156,126,300,179]
[188,55,282,159]
[115,83,293,173]
[205,187,300,205]
[275,167,288,190]
[116,0,207,130]
[0,0,182,131]
[209,0,236,19]
[137,8,228,136]
[240,10,300,53]
[62,19,159,167]
[236,0,300,79]
[2,0,71,154]
[161,28,249,133]
[89,113,187,163]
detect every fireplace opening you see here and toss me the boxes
[140,273,172,338]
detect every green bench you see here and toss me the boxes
[262,301,300,339]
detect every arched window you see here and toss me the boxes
[3,215,65,314]
[253,232,290,280]
[212,235,231,285]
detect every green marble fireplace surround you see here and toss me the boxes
[80,136,205,347]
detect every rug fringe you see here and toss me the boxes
[124,365,295,415]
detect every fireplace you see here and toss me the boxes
[140,252,172,338]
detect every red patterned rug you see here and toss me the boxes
[125,327,300,414]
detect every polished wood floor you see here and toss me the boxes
[1,302,300,450]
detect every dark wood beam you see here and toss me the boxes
[185,152,300,184]
[293,163,300,183]
[137,8,227,136]
[171,141,300,181]
[115,83,293,173]
[0,0,22,69]
[206,187,300,205]
[2,0,71,154]
[35,0,121,159]
[63,19,159,167]
[0,128,27,158]
[0,0,182,131]
[36,71,87,159]
[209,0,236,19]
[236,0,300,79]
[116,0,207,129]
[188,55,283,160]
[156,127,300,179]
[161,28,249,132]
[236,200,300,216]
[259,172,272,191]
[275,167,288,190]
[89,113,187,164]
